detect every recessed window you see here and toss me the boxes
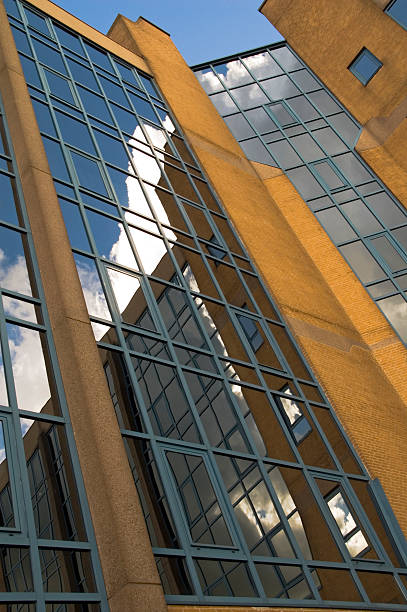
[237,312,264,352]
[275,385,312,444]
[326,489,369,558]
[207,235,226,261]
[348,48,382,85]
[385,0,407,30]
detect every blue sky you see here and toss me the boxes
[53,0,283,66]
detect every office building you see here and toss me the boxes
[0,0,406,610]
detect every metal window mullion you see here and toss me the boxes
[366,233,407,276]
[181,295,269,458]
[340,477,392,565]
[307,402,367,477]
[152,440,205,599]
[4,76,120,609]
[301,402,346,473]
[306,470,372,603]
[0,298,46,604]
[256,459,319,595]
[200,445,267,600]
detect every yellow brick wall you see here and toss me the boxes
[107,16,407,538]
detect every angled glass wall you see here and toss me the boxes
[0,94,107,608]
[5,0,407,607]
[193,44,407,345]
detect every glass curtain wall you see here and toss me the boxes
[5,0,407,607]
[0,93,107,609]
[194,44,407,345]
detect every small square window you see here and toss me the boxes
[385,0,407,31]
[348,48,382,86]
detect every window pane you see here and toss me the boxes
[316,208,357,242]
[349,49,382,85]
[288,134,323,163]
[246,107,277,133]
[0,173,19,225]
[167,451,233,546]
[210,91,238,115]
[195,558,256,597]
[19,55,42,88]
[333,152,372,185]
[22,419,87,540]
[314,161,346,189]
[329,113,360,147]
[291,70,320,92]
[340,242,385,283]
[370,235,406,272]
[155,556,193,595]
[32,40,66,74]
[215,60,253,88]
[378,295,407,343]
[239,138,276,165]
[224,113,255,140]
[269,139,301,169]
[286,166,325,199]
[231,83,269,109]
[0,421,15,527]
[386,0,407,29]
[0,226,33,296]
[271,47,303,71]
[74,253,111,327]
[59,198,90,251]
[308,90,341,116]
[0,547,33,591]
[7,325,59,415]
[365,192,406,228]
[78,87,111,122]
[31,98,56,136]
[67,58,98,89]
[195,67,223,94]
[42,137,70,182]
[44,70,75,104]
[24,7,50,35]
[55,111,95,154]
[40,548,96,592]
[244,51,283,79]
[54,25,84,55]
[340,199,383,235]
[312,126,348,155]
[70,151,107,196]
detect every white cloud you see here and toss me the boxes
[0,249,31,296]
[328,492,356,535]
[280,388,302,424]
[195,68,223,94]
[8,325,51,413]
[0,361,7,407]
[0,253,51,414]
[75,259,111,341]
[107,267,140,314]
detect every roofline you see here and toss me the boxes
[190,40,286,71]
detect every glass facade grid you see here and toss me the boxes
[4,0,407,607]
[0,89,107,609]
[193,43,407,346]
